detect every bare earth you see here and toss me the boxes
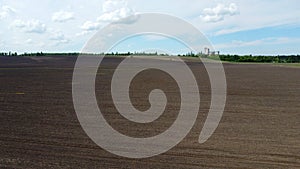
[0,56,299,168]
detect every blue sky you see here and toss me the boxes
[0,0,299,55]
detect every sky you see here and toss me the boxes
[0,0,300,55]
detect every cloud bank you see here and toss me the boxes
[200,3,239,23]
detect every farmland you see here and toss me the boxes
[0,55,299,168]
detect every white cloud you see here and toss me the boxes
[50,31,70,44]
[12,19,46,33]
[50,31,64,40]
[52,11,74,23]
[25,39,33,44]
[0,40,5,47]
[215,37,300,49]
[0,5,16,20]
[209,1,300,36]
[97,7,134,22]
[97,0,135,23]
[80,21,101,31]
[200,3,239,23]
[78,0,137,36]
[75,30,90,37]
[103,0,125,13]
[214,28,241,36]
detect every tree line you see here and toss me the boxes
[214,54,300,63]
[1,51,300,63]
[0,52,78,57]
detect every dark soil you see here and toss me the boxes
[0,56,299,168]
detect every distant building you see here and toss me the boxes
[210,51,220,56]
[204,47,210,55]
[204,47,219,56]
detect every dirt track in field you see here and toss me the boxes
[0,56,299,168]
